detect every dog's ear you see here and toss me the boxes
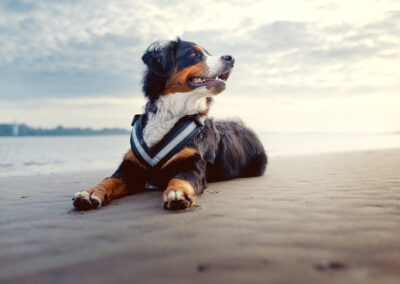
[142,40,178,78]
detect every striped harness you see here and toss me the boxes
[130,114,204,170]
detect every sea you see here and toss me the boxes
[1,133,400,177]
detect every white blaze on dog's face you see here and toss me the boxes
[163,40,235,98]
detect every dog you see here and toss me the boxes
[73,38,267,210]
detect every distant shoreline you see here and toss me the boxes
[0,123,129,137]
[0,133,129,137]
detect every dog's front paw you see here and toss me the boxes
[162,187,195,210]
[72,189,105,210]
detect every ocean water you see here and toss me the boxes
[1,133,400,177]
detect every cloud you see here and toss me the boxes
[254,21,314,52]
[0,1,152,98]
[1,0,37,12]
[0,0,399,132]
[0,1,399,126]
[0,67,142,100]
[221,12,400,96]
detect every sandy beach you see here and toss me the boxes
[1,149,399,284]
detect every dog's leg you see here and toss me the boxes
[161,149,206,210]
[162,178,197,210]
[73,150,146,210]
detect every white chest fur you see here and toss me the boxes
[143,90,209,147]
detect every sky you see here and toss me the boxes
[0,0,399,133]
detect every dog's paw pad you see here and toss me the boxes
[162,189,193,210]
[72,191,102,210]
[73,191,92,210]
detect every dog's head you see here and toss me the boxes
[142,38,234,109]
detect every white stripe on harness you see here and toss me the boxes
[130,114,203,169]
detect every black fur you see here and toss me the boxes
[111,159,147,192]
[205,120,267,182]
[142,38,208,110]
[142,70,167,107]
[115,38,267,199]
[141,40,178,78]
[113,119,267,195]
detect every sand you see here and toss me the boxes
[0,149,400,284]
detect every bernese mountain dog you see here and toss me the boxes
[73,38,267,211]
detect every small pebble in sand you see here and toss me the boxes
[314,261,346,271]
[197,264,210,272]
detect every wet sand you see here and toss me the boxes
[1,149,400,284]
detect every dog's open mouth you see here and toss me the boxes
[187,70,231,89]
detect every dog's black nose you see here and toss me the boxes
[221,55,235,66]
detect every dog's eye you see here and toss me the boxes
[190,51,200,57]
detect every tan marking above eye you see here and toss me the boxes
[193,45,202,52]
